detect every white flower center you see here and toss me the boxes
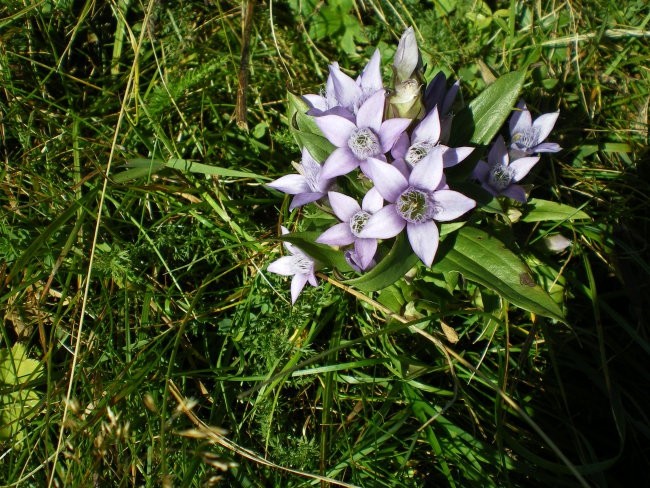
[405,141,436,166]
[348,128,381,160]
[396,187,439,223]
[291,254,313,274]
[349,210,371,237]
[488,165,514,191]
[512,127,540,151]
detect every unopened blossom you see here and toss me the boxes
[316,188,383,270]
[267,148,333,210]
[304,50,383,117]
[389,27,424,119]
[267,227,318,304]
[360,147,476,267]
[315,90,411,179]
[391,107,474,176]
[393,27,422,84]
[509,100,561,158]
[424,72,460,143]
[473,136,540,202]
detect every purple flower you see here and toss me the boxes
[360,147,476,267]
[267,227,318,304]
[304,51,383,117]
[315,90,411,179]
[509,100,561,158]
[391,107,474,175]
[267,148,333,210]
[473,136,540,202]
[424,72,460,144]
[316,188,384,271]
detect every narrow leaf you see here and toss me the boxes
[521,198,591,222]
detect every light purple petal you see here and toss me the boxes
[267,174,309,194]
[442,146,474,168]
[441,80,459,115]
[432,189,476,221]
[303,94,327,112]
[391,158,411,179]
[362,187,384,213]
[328,191,360,222]
[359,205,405,239]
[307,272,318,287]
[268,256,298,276]
[358,50,383,93]
[409,146,443,192]
[354,238,378,270]
[330,64,361,111]
[472,160,490,182]
[412,107,440,145]
[501,184,527,202]
[317,106,356,121]
[510,156,540,182]
[534,142,561,153]
[393,27,419,81]
[359,155,386,179]
[488,136,509,167]
[316,222,355,246]
[532,111,559,143]
[424,72,446,112]
[379,117,412,153]
[407,220,439,267]
[321,147,360,179]
[366,159,408,202]
[379,118,412,153]
[391,132,410,159]
[509,100,531,135]
[315,115,356,147]
[290,192,324,210]
[356,90,386,132]
[291,273,310,304]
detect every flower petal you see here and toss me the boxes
[532,111,559,143]
[412,107,440,145]
[509,100,531,136]
[488,136,509,167]
[291,273,310,304]
[501,184,527,202]
[509,156,540,182]
[358,50,383,94]
[441,80,459,115]
[379,117,412,153]
[267,174,309,194]
[330,64,361,111]
[409,146,443,192]
[472,160,490,182]
[391,132,410,159]
[433,189,476,221]
[316,222,354,246]
[354,238,378,270]
[407,220,439,267]
[442,146,474,168]
[391,158,411,179]
[362,187,384,213]
[268,256,299,276]
[315,115,356,147]
[366,159,408,202]
[303,94,327,113]
[393,27,420,82]
[290,192,324,210]
[359,204,405,239]
[533,142,561,153]
[321,147,360,179]
[356,90,386,132]
[328,191,360,222]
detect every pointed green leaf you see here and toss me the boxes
[287,92,335,162]
[345,234,419,292]
[521,198,591,222]
[450,70,526,146]
[432,226,564,320]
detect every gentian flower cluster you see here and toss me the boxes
[266,28,561,303]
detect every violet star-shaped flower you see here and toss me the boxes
[360,147,476,267]
[315,90,411,179]
[266,148,333,210]
[473,136,540,202]
[391,107,474,175]
[267,227,318,304]
[509,100,561,158]
[316,188,383,271]
[304,50,383,117]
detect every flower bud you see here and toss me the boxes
[389,79,424,119]
[392,27,422,84]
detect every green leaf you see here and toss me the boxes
[345,234,419,292]
[432,226,564,320]
[287,92,335,162]
[450,70,526,146]
[0,344,43,385]
[521,198,591,222]
[278,232,352,272]
[116,158,269,182]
